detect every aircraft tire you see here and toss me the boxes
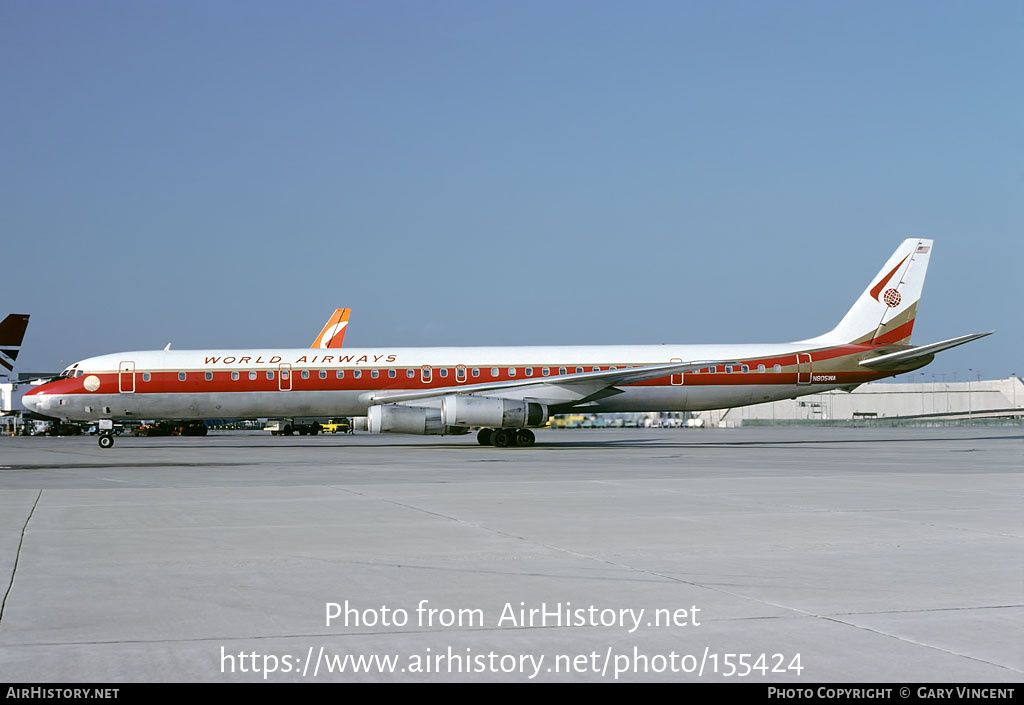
[98,434,114,449]
[477,428,493,446]
[514,429,535,447]
[491,429,511,448]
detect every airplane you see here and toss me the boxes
[311,308,351,349]
[23,239,992,449]
[1,313,31,377]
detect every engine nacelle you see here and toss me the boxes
[440,395,548,428]
[366,405,470,435]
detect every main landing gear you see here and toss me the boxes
[477,428,535,448]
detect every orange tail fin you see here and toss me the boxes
[311,309,351,349]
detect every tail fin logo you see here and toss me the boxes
[318,321,348,348]
[312,308,351,349]
[869,254,909,305]
[0,313,30,374]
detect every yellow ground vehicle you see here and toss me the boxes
[548,414,585,429]
[320,418,353,434]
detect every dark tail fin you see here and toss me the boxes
[0,314,30,373]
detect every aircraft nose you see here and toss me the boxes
[22,390,39,413]
[21,388,48,414]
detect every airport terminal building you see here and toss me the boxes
[697,376,1023,427]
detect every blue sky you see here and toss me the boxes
[3,1,1021,380]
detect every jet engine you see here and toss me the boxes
[440,395,548,428]
[365,404,469,435]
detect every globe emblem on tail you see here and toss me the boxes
[883,288,901,307]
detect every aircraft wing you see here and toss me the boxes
[858,331,994,370]
[361,360,719,407]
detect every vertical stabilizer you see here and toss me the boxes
[0,313,31,374]
[808,239,932,345]
[311,308,351,349]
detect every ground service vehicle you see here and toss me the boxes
[264,418,324,436]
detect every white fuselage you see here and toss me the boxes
[23,340,892,423]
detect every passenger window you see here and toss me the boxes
[371,369,379,378]
[456,366,466,382]
[725,365,733,374]
[576,367,583,374]
[508,368,516,377]
[319,370,327,379]
[525,368,533,377]
[742,365,749,373]
[559,367,566,375]
[301,370,309,379]
[758,364,765,373]
[421,366,432,383]
[353,370,362,379]
[231,371,239,381]
[337,370,345,379]
[142,373,151,382]
[407,369,415,379]
[249,371,257,380]
[709,366,716,374]
[541,367,550,376]
[178,372,186,381]
[774,364,782,373]
[491,367,499,377]
[439,369,448,378]
[267,371,275,380]
[205,372,213,381]
[388,369,396,378]
[472,368,480,377]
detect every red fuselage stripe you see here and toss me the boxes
[27,348,902,399]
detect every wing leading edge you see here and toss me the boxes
[360,360,720,407]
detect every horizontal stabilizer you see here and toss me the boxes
[858,331,994,369]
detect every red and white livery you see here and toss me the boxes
[23,239,991,448]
